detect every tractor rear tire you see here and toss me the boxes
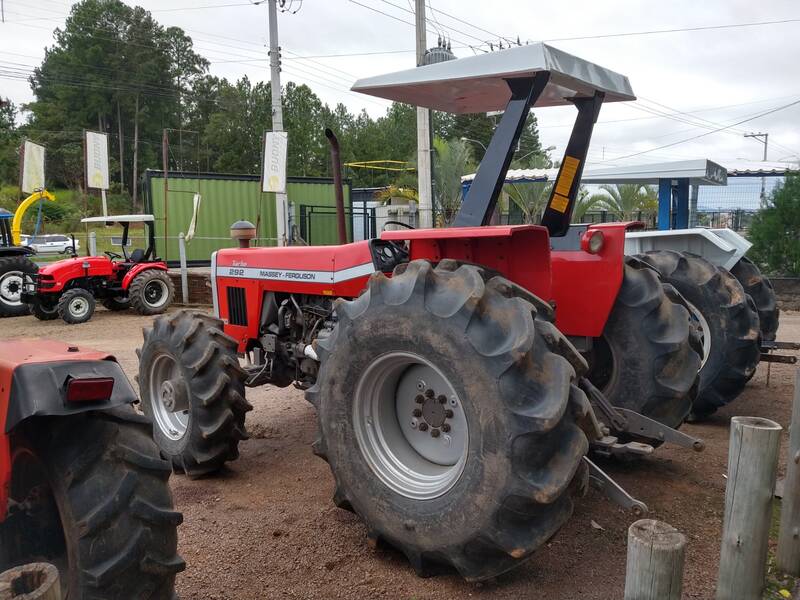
[130,270,175,316]
[635,250,760,417]
[0,407,184,598]
[0,256,37,318]
[587,257,700,430]
[30,297,60,321]
[57,288,96,324]
[103,296,132,311]
[307,260,591,581]
[138,311,252,478]
[730,256,779,342]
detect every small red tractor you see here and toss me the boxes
[0,339,183,597]
[22,215,174,324]
[138,44,703,580]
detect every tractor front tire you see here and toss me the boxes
[636,250,760,417]
[587,257,700,430]
[57,288,96,324]
[730,256,779,342]
[0,256,37,318]
[30,297,60,321]
[308,260,590,581]
[0,407,184,598]
[138,311,252,477]
[130,270,175,316]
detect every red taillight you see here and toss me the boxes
[66,377,115,403]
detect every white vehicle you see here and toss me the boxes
[20,234,79,255]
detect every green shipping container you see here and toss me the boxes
[144,170,352,263]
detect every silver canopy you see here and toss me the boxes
[351,42,635,113]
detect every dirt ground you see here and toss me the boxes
[3,308,800,599]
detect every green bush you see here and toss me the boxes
[749,173,800,276]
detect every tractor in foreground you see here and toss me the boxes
[22,215,174,324]
[138,43,703,581]
[0,339,184,598]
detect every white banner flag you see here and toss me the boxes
[20,141,45,194]
[262,131,288,194]
[85,131,110,190]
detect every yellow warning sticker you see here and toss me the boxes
[550,193,570,213]
[555,155,581,197]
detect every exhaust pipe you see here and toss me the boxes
[325,128,348,245]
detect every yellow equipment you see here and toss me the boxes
[11,189,56,246]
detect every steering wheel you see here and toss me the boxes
[105,251,122,260]
[382,220,416,231]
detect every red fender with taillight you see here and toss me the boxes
[120,262,169,290]
[0,340,138,522]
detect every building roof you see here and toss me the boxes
[721,160,796,176]
[351,42,635,113]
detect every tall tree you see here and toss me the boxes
[432,137,473,225]
[589,183,657,220]
[0,99,20,186]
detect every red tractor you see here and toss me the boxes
[0,339,183,598]
[138,44,702,581]
[22,215,174,324]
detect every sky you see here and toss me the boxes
[1,0,799,170]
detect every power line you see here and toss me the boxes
[605,98,800,162]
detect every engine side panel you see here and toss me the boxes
[214,241,377,349]
[36,256,116,293]
[550,223,628,337]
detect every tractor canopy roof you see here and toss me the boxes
[351,42,635,113]
[81,214,155,224]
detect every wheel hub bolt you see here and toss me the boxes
[419,423,429,432]
[424,389,435,399]
[445,409,454,419]
[437,394,447,404]
[412,408,422,417]
[410,418,418,429]
[441,423,451,433]
[415,394,425,404]
[430,428,441,438]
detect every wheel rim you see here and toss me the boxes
[0,270,24,305]
[685,299,712,369]
[353,351,469,500]
[148,352,189,441]
[143,279,168,309]
[68,296,90,319]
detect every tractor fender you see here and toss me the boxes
[0,340,138,522]
[121,262,169,290]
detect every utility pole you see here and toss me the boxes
[268,0,289,245]
[744,132,769,205]
[415,0,433,228]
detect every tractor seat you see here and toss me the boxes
[128,248,146,263]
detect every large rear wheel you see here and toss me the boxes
[587,257,700,430]
[0,256,37,318]
[130,270,174,316]
[730,256,779,342]
[308,260,591,581]
[138,311,251,477]
[635,250,760,417]
[0,408,184,598]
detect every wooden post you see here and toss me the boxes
[778,370,800,574]
[624,519,686,600]
[0,563,60,599]
[716,416,782,600]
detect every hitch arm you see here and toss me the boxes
[584,456,648,516]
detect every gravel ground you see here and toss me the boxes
[3,307,799,599]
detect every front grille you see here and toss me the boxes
[226,286,248,326]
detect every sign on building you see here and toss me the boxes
[20,140,45,194]
[261,131,288,194]
[85,131,110,190]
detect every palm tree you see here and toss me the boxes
[589,183,658,220]
[433,137,473,225]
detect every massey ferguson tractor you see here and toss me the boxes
[22,214,175,324]
[0,339,183,598]
[138,43,704,580]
